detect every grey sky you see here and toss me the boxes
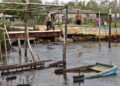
[0,0,114,3]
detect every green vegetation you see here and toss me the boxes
[55,22,63,26]
[1,0,42,19]
[68,0,118,14]
[0,30,3,44]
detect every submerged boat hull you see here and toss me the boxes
[70,63,118,82]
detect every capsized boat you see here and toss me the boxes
[66,63,117,82]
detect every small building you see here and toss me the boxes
[51,9,97,23]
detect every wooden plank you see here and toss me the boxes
[0,2,64,7]
[5,30,61,39]
[0,60,51,71]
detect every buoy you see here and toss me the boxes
[73,74,84,83]
[54,68,64,75]
[6,76,17,81]
[17,84,30,86]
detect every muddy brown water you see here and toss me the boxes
[0,42,120,86]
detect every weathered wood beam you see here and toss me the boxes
[0,7,65,12]
[5,30,62,39]
[0,9,25,12]
[63,5,68,84]
[0,2,64,7]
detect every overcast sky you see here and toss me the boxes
[0,0,114,3]
[0,0,89,3]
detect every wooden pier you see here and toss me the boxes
[5,30,62,39]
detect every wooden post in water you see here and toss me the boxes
[0,44,2,62]
[4,24,11,46]
[24,11,28,62]
[34,39,40,62]
[3,32,8,65]
[98,11,101,48]
[109,9,112,48]
[27,37,35,62]
[18,39,22,64]
[63,5,68,84]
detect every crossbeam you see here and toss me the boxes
[0,2,64,7]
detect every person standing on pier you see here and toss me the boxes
[101,17,107,31]
[97,17,101,27]
[46,11,55,31]
[76,10,82,25]
[95,16,98,27]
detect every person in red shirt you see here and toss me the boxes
[95,17,98,27]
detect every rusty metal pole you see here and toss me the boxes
[24,11,28,62]
[109,9,112,48]
[115,0,117,28]
[63,5,68,84]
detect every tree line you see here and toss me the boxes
[68,0,119,14]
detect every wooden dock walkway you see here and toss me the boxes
[5,30,62,39]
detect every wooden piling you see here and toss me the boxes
[27,34,35,62]
[0,44,2,62]
[4,24,11,46]
[34,39,40,62]
[58,10,60,23]
[3,32,8,64]
[109,10,112,48]
[63,5,68,83]
[18,39,22,64]
[24,11,28,62]
[98,11,101,48]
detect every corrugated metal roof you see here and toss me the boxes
[52,9,97,14]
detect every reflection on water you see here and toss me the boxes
[0,42,120,86]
